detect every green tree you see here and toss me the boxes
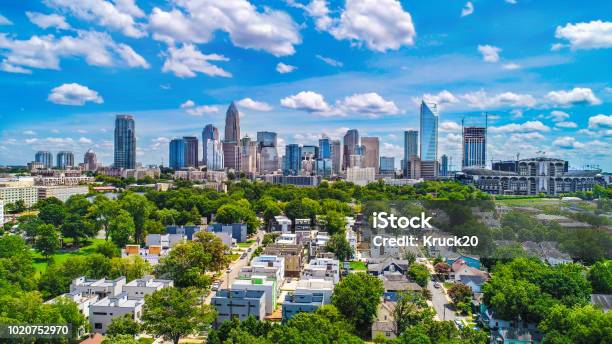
[120,193,154,244]
[102,335,140,344]
[539,304,611,344]
[331,272,384,336]
[448,283,472,305]
[96,240,121,258]
[34,223,60,260]
[325,233,353,261]
[106,314,141,337]
[61,214,95,247]
[408,264,430,288]
[324,210,347,235]
[39,203,67,227]
[110,255,152,282]
[284,197,321,224]
[108,210,136,247]
[89,195,119,240]
[393,292,435,336]
[588,260,612,294]
[0,235,37,292]
[142,287,216,344]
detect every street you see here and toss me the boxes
[427,279,458,321]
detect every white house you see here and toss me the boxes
[122,275,173,300]
[231,276,277,314]
[144,233,184,249]
[302,258,340,284]
[295,278,334,304]
[70,276,126,299]
[89,293,144,334]
[250,255,285,284]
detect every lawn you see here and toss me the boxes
[237,240,254,248]
[225,253,240,262]
[349,261,367,270]
[31,238,108,274]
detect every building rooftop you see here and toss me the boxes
[92,293,143,308]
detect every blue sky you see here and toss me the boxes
[0,0,610,170]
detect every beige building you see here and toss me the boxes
[346,167,376,186]
[38,185,89,202]
[361,137,380,172]
[0,186,39,207]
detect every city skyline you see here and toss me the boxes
[0,1,610,170]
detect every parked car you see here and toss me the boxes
[211,281,221,291]
[433,282,441,288]
[226,267,233,273]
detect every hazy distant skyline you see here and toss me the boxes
[0,0,610,170]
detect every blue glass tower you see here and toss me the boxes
[114,114,136,169]
[284,144,301,176]
[419,101,438,161]
[319,138,331,159]
[169,138,185,170]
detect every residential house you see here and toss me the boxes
[122,276,173,300]
[302,258,340,284]
[208,223,247,243]
[295,278,334,304]
[371,301,397,340]
[145,233,184,249]
[282,292,325,321]
[45,291,99,318]
[449,259,489,281]
[367,258,409,277]
[459,275,487,294]
[89,293,144,334]
[270,215,292,232]
[379,274,422,302]
[231,276,277,314]
[263,243,305,278]
[165,225,203,240]
[70,276,126,299]
[276,233,297,245]
[491,328,543,344]
[211,289,266,326]
[445,254,481,270]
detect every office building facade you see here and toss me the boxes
[35,151,53,169]
[83,149,97,171]
[257,131,279,174]
[419,101,438,161]
[403,130,418,176]
[462,126,486,169]
[183,136,199,168]
[284,144,301,176]
[56,151,74,169]
[223,103,241,170]
[380,156,395,175]
[202,124,220,167]
[114,115,136,169]
[361,137,380,172]
[343,129,359,170]
[330,140,342,174]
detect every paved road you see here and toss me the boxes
[428,280,458,322]
[204,230,264,304]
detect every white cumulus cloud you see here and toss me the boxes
[478,44,501,62]
[237,98,272,111]
[148,0,301,56]
[180,99,219,116]
[162,44,231,78]
[281,91,332,114]
[554,136,585,149]
[461,90,537,109]
[48,83,103,106]
[547,110,570,122]
[316,54,343,67]
[26,12,71,30]
[554,20,612,50]
[0,30,149,73]
[588,114,612,129]
[0,14,12,25]
[44,0,146,38]
[546,87,601,106]
[489,121,550,134]
[555,121,577,128]
[339,92,399,116]
[298,0,416,52]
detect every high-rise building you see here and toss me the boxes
[419,101,438,162]
[35,151,53,169]
[284,144,301,176]
[301,145,319,160]
[223,103,241,170]
[257,131,279,174]
[169,138,185,170]
[114,115,136,169]
[361,137,380,172]
[205,139,224,171]
[83,149,97,171]
[440,154,449,177]
[202,124,220,167]
[420,160,439,180]
[380,156,395,175]
[462,126,486,169]
[403,130,418,177]
[240,136,258,174]
[224,102,240,142]
[316,159,333,177]
[330,140,342,175]
[183,136,199,168]
[56,151,74,169]
[343,129,359,170]
[319,138,331,159]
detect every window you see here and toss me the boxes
[92,312,107,316]
[94,323,102,329]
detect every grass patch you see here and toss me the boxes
[225,253,240,262]
[443,282,454,289]
[31,238,108,274]
[349,261,367,270]
[237,242,253,248]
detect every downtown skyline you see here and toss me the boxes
[0,0,610,170]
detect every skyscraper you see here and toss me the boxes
[361,137,380,172]
[257,131,278,174]
[169,138,185,170]
[319,138,331,159]
[224,102,240,142]
[35,151,53,169]
[56,151,74,169]
[84,149,97,171]
[205,139,224,171]
[202,124,220,167]
[419,101,438,161]
[114,115,136,169]
[223,103,241,170]
[462,126,486,169]
[330,140,342,175]
[343,129,359,170]
[183,136,199,168]
[403,130,419,177]
[240,135,258,174]
[380,156,395,175]
[284,144,301,176]
[440,154,449,177]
